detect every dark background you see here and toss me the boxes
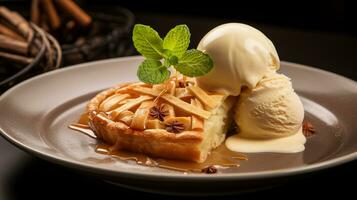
[114,0,357,35]
[0,0,356,199]
[87,0,357,80]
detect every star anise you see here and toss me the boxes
[165,120,185,133]
[302,121,315,137]
[201,165,218,174]
[149,104,169,121]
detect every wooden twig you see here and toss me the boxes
[0,34,28,54]
[41,0,61,30]
[0,51,33,64]
[46,31,62,69]
[31,0,40,25]
[56,0,92,27]
[31,23,53,70]
[0,23,25,41]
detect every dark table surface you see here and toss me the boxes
[0,11,356,199]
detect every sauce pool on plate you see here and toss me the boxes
[69,113,247,173]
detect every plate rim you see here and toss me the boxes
[0,55,356,181]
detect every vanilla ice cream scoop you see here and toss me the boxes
[197,23,280,96]
[225,73,306,153]
[235,73,304,139]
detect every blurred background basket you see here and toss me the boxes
[0,1,135,93]
[61,6,135,66]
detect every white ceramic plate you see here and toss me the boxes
[0,56,356,195]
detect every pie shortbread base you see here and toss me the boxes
[87,83,236,163]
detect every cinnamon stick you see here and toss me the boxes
[0,34,28,55]
[31,0,40,25]
[56,0,92,27]
[11,11,34,42]
[41,0,61,30]
[0,7,34,42]
[0,23,25,41]
[40,11,50,32]
[0,51,33,64]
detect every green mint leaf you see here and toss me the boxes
[175,49,213,77]
[168,55,178,65]
[162,55,178,68]
[132,24,215,84]
[162,49,172,58]
[137,59,170,84]
[132,24,164,59]
[163,58,171,68]
[163,25,190,58]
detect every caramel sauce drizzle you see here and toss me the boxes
[69,113,247,173]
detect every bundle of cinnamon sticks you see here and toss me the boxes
[31,0,92,36]
[0,6,34,64]
[0,6,61,90]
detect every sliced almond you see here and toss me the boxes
[99,93,130,112]
[163,103,175,119]
[167,81,176,95]
[152,83,165,93]
[146,119,165,129]
[117,98,133,106]
[210,94,226,103]
[132,82,152,87]
[115,110,134,125]
[130,86,159,96]
[174,74,184,88]
[152,81,176,95]
[130,86,211,119]
[96,112,112,122]
[130,101,153,130]
[192,98,203,108]
[115,82,151,94]
[113,83,131,92]
[165,116,192,131]
[187,86,219,109]
[191,98,204,130]
[176,75,196,87]
[175,88,192,101]
[109,95,153,119]
[162,94,211,119]
[184,76,196,86]
[115,85,133,94]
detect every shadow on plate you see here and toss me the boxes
[2,154,356,198]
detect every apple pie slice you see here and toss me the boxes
[87,76,236,163]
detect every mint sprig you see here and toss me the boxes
[176,49,213,77]
[163,25,190,58]
[132,24,213,84]
[137,59,170,84]
[132,25,164,59]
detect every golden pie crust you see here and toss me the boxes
[86,77,235,163]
